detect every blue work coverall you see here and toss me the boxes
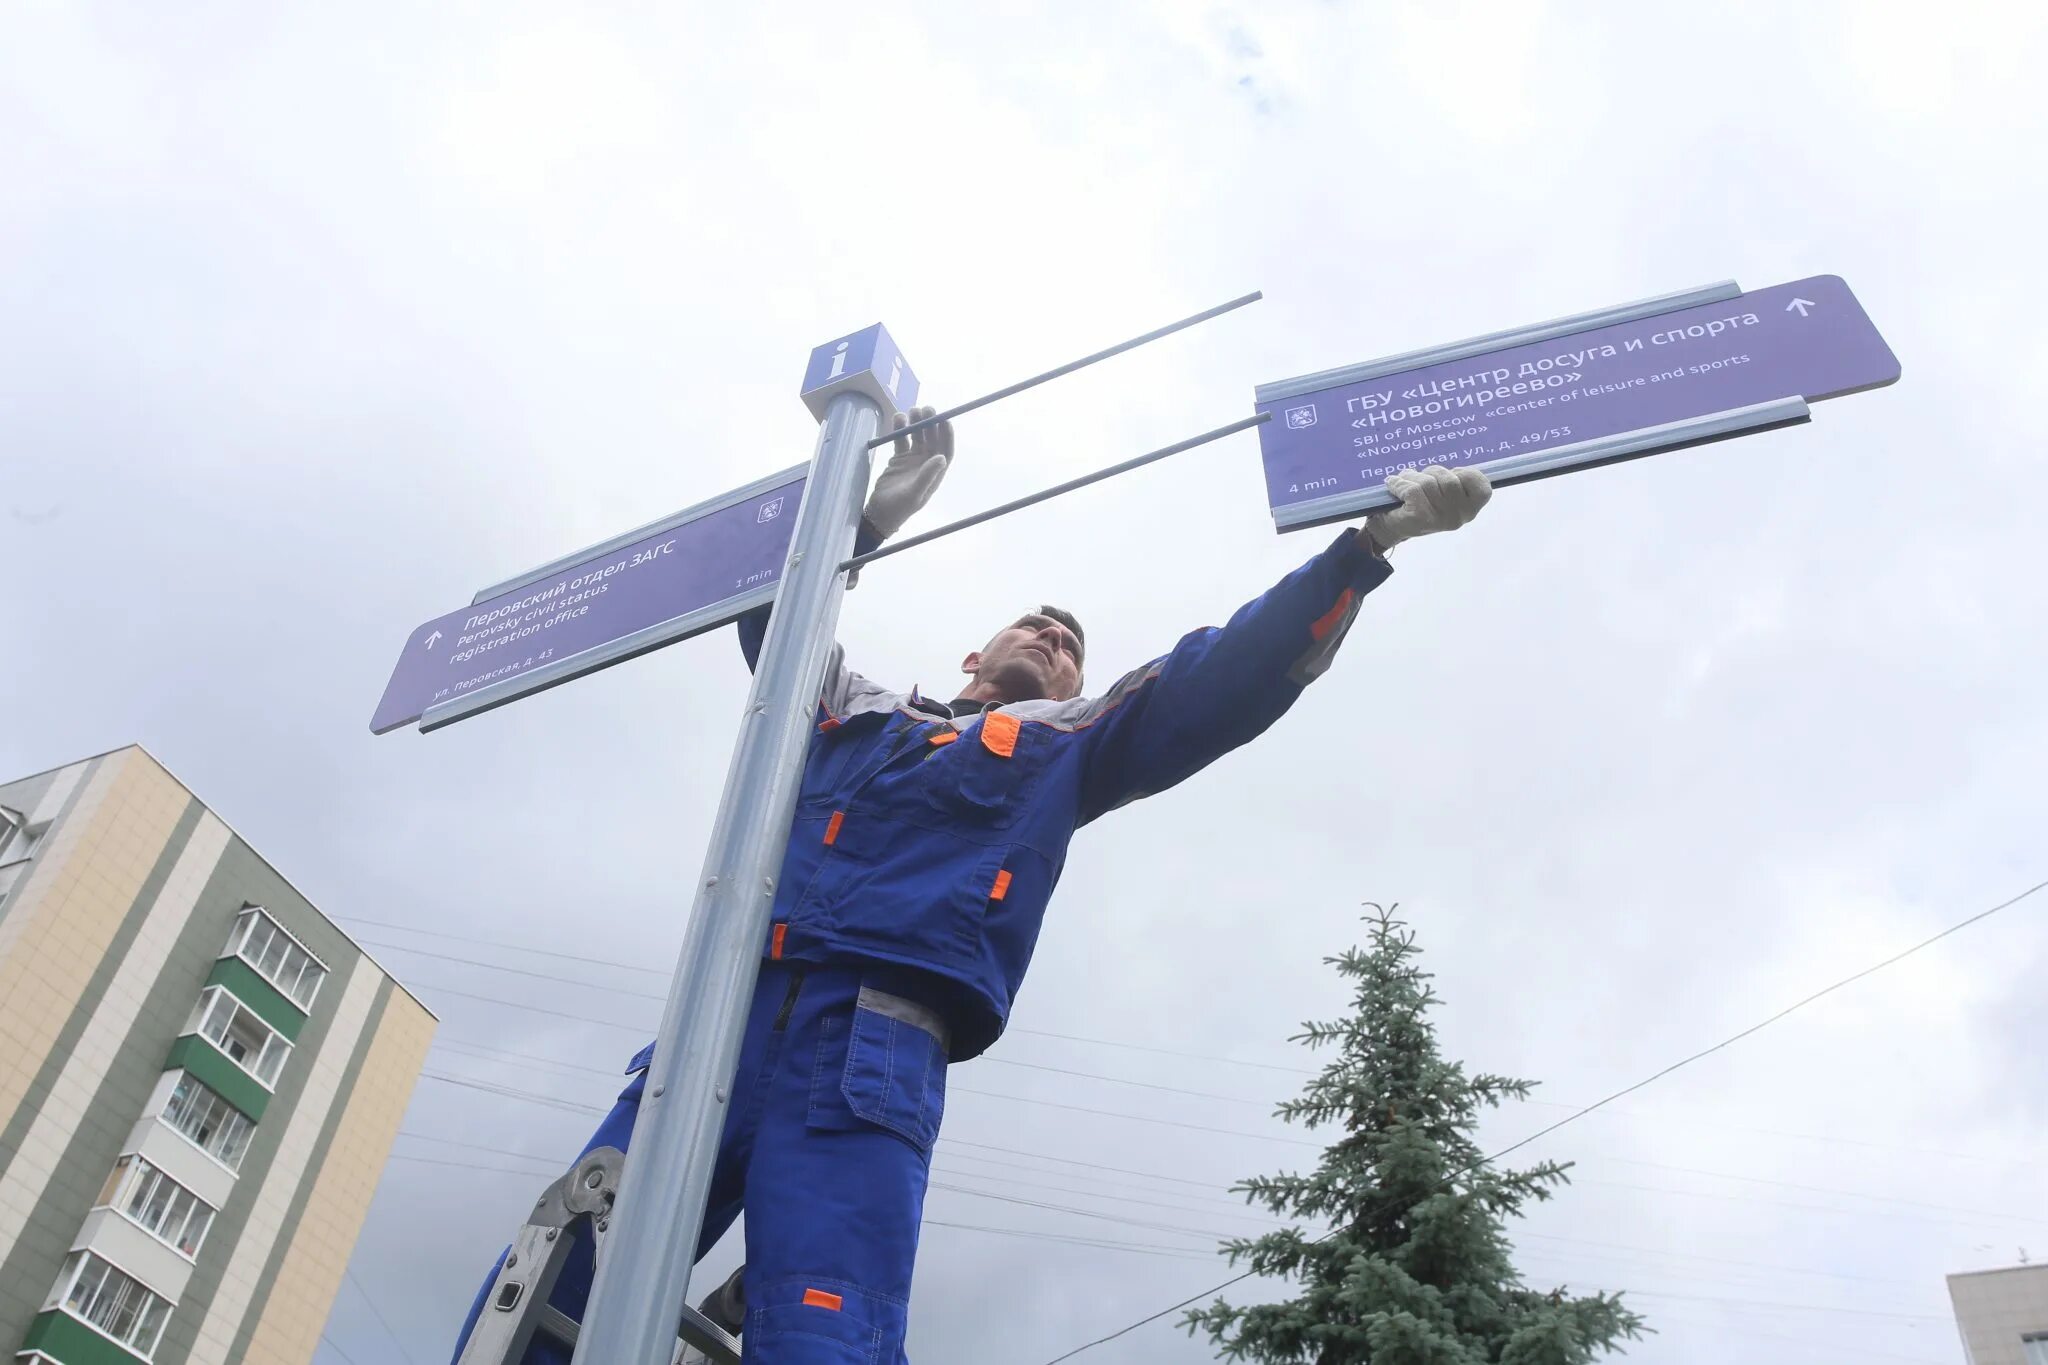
[453,528,1392,1362]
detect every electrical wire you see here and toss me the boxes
[392,927,2044,1179]
[412,1059,2045,1232]
[384,1123,1968,1298]
[922,1219,1216,1262]
[435,1038,622,1080]
[342,917,1315,1073]
[419,1030,1317,1144]
[387,1129,1958,1318]
[392,1126,1276,1225]
[434,1029,1275,1105]
[345,1266,418,1365]
[1645,1315,1949,1365]
[940,1138,1244,1192]
[381,1152,1950,1321]
[1622,1288,1948,1324]
[947,1084,1320,1147]
[339,918,673,976]
[358,938,657,997]
[1594,1153,2048,1225]
[420,1070,607,1115]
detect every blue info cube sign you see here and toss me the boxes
[801,323,919,420]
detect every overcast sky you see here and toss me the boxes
[5,3,2047,1363]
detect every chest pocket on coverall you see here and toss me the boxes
[917,711,1048,829]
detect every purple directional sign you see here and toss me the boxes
[370,468,806,733]
[1255,275,1900,530]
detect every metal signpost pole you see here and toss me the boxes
[569,389,882,1365]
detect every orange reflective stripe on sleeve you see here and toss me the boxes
[991,869,1013,902]
[818,716,841,733]
[981,710,1021,758]
[771,923,787,959]
[1309,588,1357,643]
[823,810,845,846]
[803,1288,843,1311]
[928,730,958,746]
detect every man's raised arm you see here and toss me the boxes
[1071,465,1491,823]
[736,405,954,672]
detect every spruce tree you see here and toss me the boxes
[1186,904,1645,1364]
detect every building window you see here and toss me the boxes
[161,1072,255,1171]
[2024,1333,2048,1365]
[184,985,291,1088]
[0,808,44,903]
[96,1155,215,1260]
[227,907,327,1010]
[53,1250,171,1358]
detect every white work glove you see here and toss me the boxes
[862,405,953,542]
[1362,464,1492,554]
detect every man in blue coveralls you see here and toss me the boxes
[453,408,1492,1362]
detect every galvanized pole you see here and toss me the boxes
[570,390,880,1365]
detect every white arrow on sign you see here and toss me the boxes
[1786,297,1816,317]
[424,630,443,649]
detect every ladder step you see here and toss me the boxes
[678,1302,742,1364]
[537,1300,740,1365]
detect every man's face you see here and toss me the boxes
[962,612,1084,703]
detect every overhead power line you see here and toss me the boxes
[948,1084,1320,1147]
[419,1039,1312,1145]
[381,1152,1946,1318]
[1623,1288,1948,1324]
[923,1218,1214,1262]
[427,1006,2045,1178]
[338,916,673,976]
[347,918,1316,1072]
[942,1137,1245,1192]
[434,1028,1275,1105]
[393,1126,1274,1223]
[420,1070,608,1115]
[388,1124,1955,1289]
[387,920,2048,1172]
[345,1267,418,1365]
[414,1049,2046,1232]
[1643,1311,1952,1365]
[390,1128,1955,1312]
[359,938,659,997]
[1003,1025,1313,1074]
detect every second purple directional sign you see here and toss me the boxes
[371,323,917,736]
[1254,275,1901,530]
[368,466,808,734]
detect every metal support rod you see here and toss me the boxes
[870,292,1263,448]
[843,412,1270,573]
[571,392,880,1365]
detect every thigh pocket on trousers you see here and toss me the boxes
[808,993,948,1155]
[748,1291,884,1364]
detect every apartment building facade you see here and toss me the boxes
[0,746,434,1365]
